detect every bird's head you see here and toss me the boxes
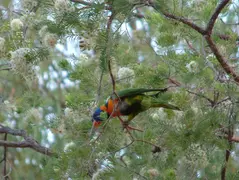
[92,107,104,128]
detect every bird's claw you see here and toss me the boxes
[122,121,143,132]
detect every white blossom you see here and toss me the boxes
[186,61,198,73]
[79,53,93,66]
[10,48,31,62]
[117,67,135,84]
[10,48,36,78]
[0,37,5,49]
[206,53,215,60]
[64,107,74,117]
[0,37,5,55]
[54,0,75,13]
[3,100,17,112]
[21,0,38,10]
[64,142,75,152]
[147,168,159,177]
[185,143,208,168]
[43,33,58,48]
[39,26,48,38]
[26,108,42,121]
[20,12,36,27]
[10,19,24,31]
[151,108,167,120]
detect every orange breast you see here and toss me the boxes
[100,99,121,117]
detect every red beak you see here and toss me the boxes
[93,121,102,128]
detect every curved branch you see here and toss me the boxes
[162,12,206,35]
[204,35,239,83]
[150,1,239,84]
[0,140,53,156]
[0,125,55,156]
[206,0,230,35]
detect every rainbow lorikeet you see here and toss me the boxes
[92,88,180,129]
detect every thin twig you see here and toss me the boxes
[186,90,214,106]
[161,12,206,35]
[0,67,11,71]
[185,39,200,55]
[70,0,92,6]
[221,105,234,180]
[3,133,8,180]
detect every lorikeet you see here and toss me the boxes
[92,88,180,129]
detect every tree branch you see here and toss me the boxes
[70,0,92,6]
[3,133,8,180]
[0,125,55,156]
[186,90,215,106]
[161,12,206,35]
[150,1,239,84]
[204,35,239,83]
[206,0,230,35]
[106,11,116,92]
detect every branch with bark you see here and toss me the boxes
[152,0,239,84]
[0,125,55,156]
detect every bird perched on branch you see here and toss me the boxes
[92,88,180,131]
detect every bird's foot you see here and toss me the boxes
[117,116,143,132]
[122,121,143,132]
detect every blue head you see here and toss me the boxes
[92,107,104,122]
[92,107,104,128]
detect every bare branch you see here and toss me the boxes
[204,35,239,83]
[185,39,200,55]
[3,133,8,180]
[206,0,231,35]
[106,12,116,92]
[186,90,215,106]
[161,12,206,35]
[0,67,11,71]
[0,125,55,156]
[148,1,239,84]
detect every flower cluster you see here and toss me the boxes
[21,0,38,10]
[186,61,198,73]
[26,108,42,122]
[10,19,24,31]
[54,0,75,13]
[38,26,58,48]
[117,67,135,85]
[11,48,31,62]
[78,53,94,66]
[43,33,58,48]
[151,108,167,120]
[39,26,48,38]
[10,48,35,78]
[0,37,5,56]
[2,100,17,113]
[147,168,159,178]
[185,143,208,168]
[20,12,36,28]
[64,141,76,152]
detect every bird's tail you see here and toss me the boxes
[150,98,181,111]
[152,102,181,110]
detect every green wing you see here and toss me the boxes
[113,88,167,98]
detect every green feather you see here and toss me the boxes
[112,88,167,99]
